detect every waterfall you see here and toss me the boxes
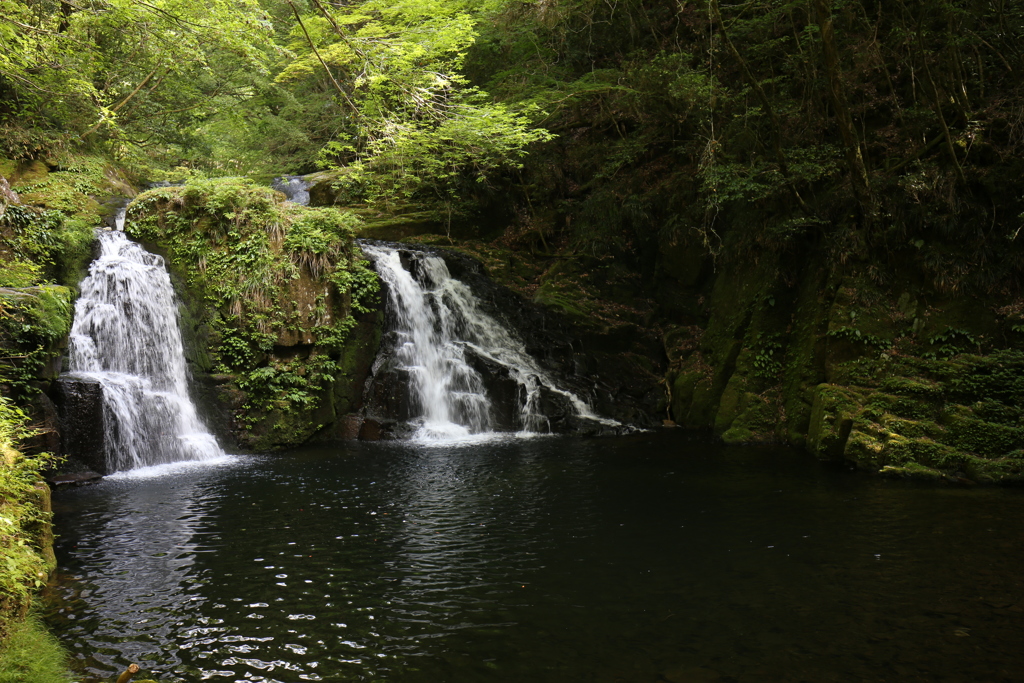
[272,176,311,205]
[65,229,223,472]
[362,243,615,441]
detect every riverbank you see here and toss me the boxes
[0,398,65,682]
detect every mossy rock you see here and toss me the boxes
[127,179,382,449]
[806,384,864,459]
[714,371,779,440]
[721,425,755,444]
[844,427,886,467]
[884,435,962,469]
[865,392,941,421]
[669,368,704,421]
[945,350,1024,402]
[9,155,134,222]
[879,414,946,440]
[878,376,944,398]
[0,286,74,397]
[10,160,49,185]
[878,462,945,480]
[943,410,1024,457]
[960,453,1024,483]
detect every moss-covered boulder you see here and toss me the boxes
[127,178,383,450]
[0,286,73,402]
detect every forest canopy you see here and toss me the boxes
[0,0,551,204]
[2,0,1024,285]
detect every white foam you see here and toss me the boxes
[105,454,243,480]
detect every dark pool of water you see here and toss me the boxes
[49,431,1024,683]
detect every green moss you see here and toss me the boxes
[844,427,886,467]
[0,286,74,398]
[943,410,1024,457]
[878,463,945,480]
[879,414,946,440]
[0,262,43,289]
[807,384,863,459]
[878,376,944,398]
[865,392,941,421]
[946,350,1024,402]
[10,156,131,222]
[721,425,755,444]
[127,178,381,449]
[884,435,962,468]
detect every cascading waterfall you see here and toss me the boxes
[65,228,223,472]
[272,175,311,205]
[362,243,615,441]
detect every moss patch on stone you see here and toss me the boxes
[128,178,382,450]
[0,286,73,401]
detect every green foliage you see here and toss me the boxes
[812,348,1024,480]
[752,332,784,379]
[0,205,93,289]
[0,0,277,163]
[0,287,73,400]
[827,325,889,350]
[0,262,41,289]
[285,208,361,278]
[923,327,980,359]
[0,398,58,636]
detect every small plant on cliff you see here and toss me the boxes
[752,332,784,380]
[284,208,361,279]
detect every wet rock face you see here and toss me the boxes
[462,347,521,430]
[53,376,108,474]
[431,246,661,431]
[362,350,414,424]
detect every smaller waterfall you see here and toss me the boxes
[65,230,223,472]
[363,244,615,441]
[272,176,311,205]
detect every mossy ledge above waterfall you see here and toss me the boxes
[127,179,381,451]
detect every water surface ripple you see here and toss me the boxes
[51,433,1024,682]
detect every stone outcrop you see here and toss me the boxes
[662,234,1024,482]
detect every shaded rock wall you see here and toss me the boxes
[662,235,1024,482]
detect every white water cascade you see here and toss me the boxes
[66,229,224,472]
[272,175,311,205]
[363,244,614,441]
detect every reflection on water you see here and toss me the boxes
[50,432,1024,682]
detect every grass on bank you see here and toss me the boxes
[0,611,72,683]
